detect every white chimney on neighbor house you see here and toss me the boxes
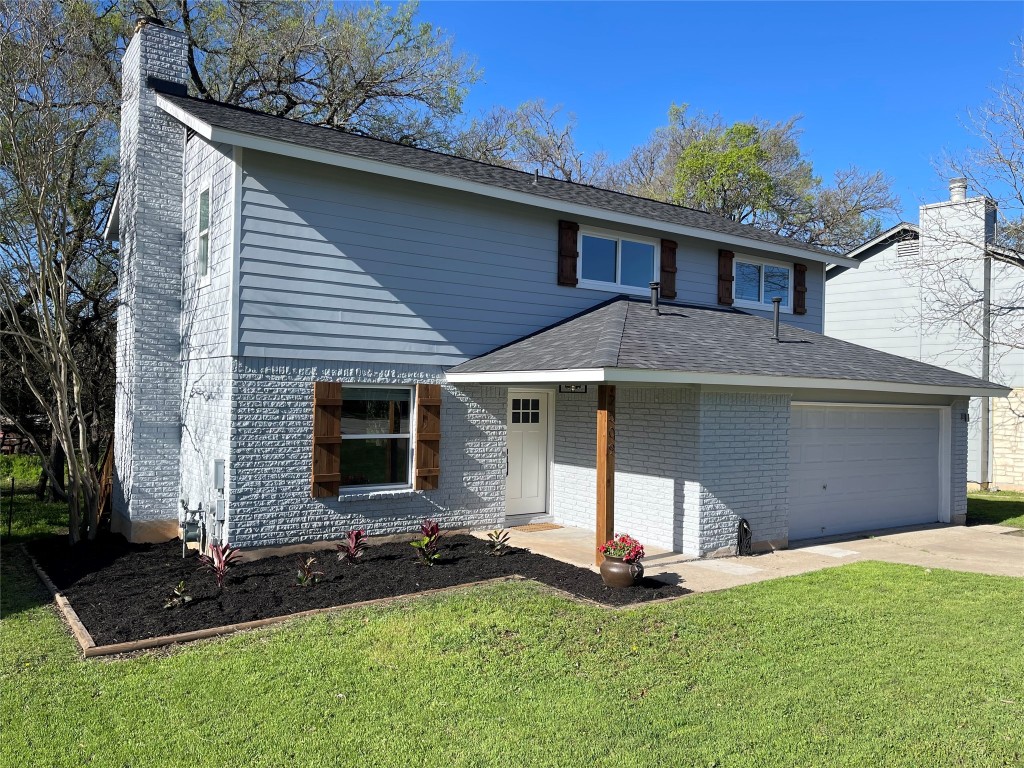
[949,177,968,203]
[111,19,189,541]
[919,177,999,488]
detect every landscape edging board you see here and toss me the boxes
[23,549,692,659]
[21,544,98,654]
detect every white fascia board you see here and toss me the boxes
[155,98,859,269]
[157,95,215,140]
[102,185,120,242]
[446,369,606,384]
[446,366,1010,398]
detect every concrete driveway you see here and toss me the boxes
[493,523,1024,594]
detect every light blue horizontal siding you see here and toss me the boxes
[238,150,826,364]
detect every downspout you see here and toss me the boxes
[980,247,991,490]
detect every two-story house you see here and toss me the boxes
[106,20,1007,559]
[826,182,1023,491]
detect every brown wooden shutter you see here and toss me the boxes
[414,384,441,490]
[659,239,678,299]
[311,381,342,498]
[793,263,807,315]
[717,249,734,305]
[557,220,579,286]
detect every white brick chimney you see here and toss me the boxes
[112,19,189,541]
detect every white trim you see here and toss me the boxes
[577,227,660,293]
[843,222,919,261]
[102,186,120,242]
[229,147,243,357]
[733,253,794,313]
[791,402,953,526]
[446,367,1011,397]
[155,95,859,269]
[335,383,415,495]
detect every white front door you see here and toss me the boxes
[506,391,550,516]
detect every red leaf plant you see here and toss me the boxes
[197,543,242,590]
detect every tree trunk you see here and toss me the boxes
[45,431,67,503]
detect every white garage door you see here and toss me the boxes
[789,405,944,541]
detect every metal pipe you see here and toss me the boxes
[649,282,660,313]
[981,247,992,490]
[772,296,782,340]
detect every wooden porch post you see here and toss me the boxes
[596,384,615,564]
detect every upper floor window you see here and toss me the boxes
[579,228,658,292]
[197,187,210,279]
[733,255,792,312]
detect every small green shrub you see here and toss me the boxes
[485,529,511,556]
[163,580,193,609]
[294,556,323,588]
[411,518,442,566]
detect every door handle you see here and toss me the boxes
[505,449,509,477]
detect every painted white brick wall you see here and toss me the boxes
[550,387,698,553]
[694,391,791,555]
[951,397,969,524]
[227,359,507,548]
[178,134,235,540]
[113,23,188,529]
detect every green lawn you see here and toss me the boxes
[2,546,1022,766]
[968,490,1024,528]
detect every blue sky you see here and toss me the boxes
[419,1,1023,222]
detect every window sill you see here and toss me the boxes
[337,487,419,502]
[576,279,652,297]
[733,298,793,314]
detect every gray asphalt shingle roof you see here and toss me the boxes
[157,89,838,259]
[447,297,1007,394]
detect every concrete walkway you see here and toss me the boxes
[484,523,1024,594]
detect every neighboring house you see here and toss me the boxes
[106,21,1008,559]
[825,183,1024,491]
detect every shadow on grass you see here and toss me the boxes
[0,545,55,618]
[966,491,1024,527]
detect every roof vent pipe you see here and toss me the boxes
[649,282,660,313]
[532,169,539,186]
[771,296,782,341]
[949,177,968,203]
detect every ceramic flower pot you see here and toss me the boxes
[599,555,644,588]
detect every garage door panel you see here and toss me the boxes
[790,406,941,541]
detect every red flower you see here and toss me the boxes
[599,533,645,562]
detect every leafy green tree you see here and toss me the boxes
[612,104,898,253]
[0,0,481,540]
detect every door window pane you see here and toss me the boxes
[735,261,762,302]
[581,235,616,283]
[620,240,655,288]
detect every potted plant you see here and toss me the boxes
[598,534,645,588]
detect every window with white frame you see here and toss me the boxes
[339,387,413,488]
[733,256,792,311]
[579,229,658,291]
[197,187,210,279]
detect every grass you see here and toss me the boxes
[2,549,1022,765]
[968,490,1024,528]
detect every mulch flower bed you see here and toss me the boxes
[28,533,689,645]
